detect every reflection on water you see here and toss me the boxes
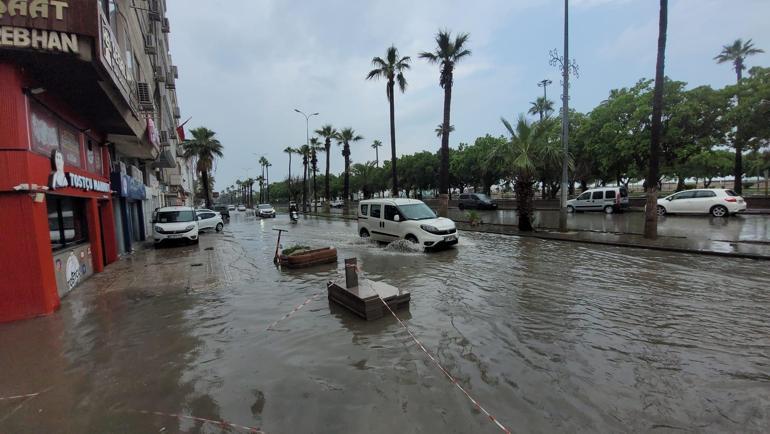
[1,214,769,433]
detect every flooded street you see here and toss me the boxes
[1,213,769,433]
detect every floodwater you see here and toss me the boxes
[1,212,769,433]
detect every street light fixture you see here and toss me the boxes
[294,108,319,212]
[537,79,552,101]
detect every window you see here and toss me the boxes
[157,210,195,223]
[360,204,369,216]
[399,203,437,220]
[592,191,604,200]
[605,190,616,199]
[384,205,400,221]
[29,102,84,168]
[577,192,591,200]
[59,125,82,168]
[370,205,381,219]
[726,190,738,197]
[48,196,88,250]
[694,190,716,198]
[672,191,696,200]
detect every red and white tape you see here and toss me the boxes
[121,409,264,433]
[265,291,323,331]
[0,392,41,401]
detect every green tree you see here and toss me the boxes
[283,146,295,200]
[420,30,472,196]
[367,46,410,196]
[315,124,337,203]
[351,162,380,199]
[715,38,764,194]
[335,127,363,204]
[298,145,310,211]
[310,137,324,211]
[528,96,554,122]
[181,127,224,208]
[371,139,383,167]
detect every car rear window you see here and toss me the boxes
[605,190,616,199]
[592,191,604,200]
[360,204,369,216]
[370,205,381,218]
[726,190,738,197]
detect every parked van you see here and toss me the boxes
[567,186,629,214]
[152,206,199,245]
[357,198,458,249]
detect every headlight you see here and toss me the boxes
[154,226,164,233]
[421,224,440,234]
[184,225,195,232]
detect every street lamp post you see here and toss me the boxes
[294,108,319,213]
[559,0,570,233]
[537,79,553,121]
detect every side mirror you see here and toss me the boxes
[393,214,401,222]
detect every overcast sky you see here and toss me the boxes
[167,0,770,192]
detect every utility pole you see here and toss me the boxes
[294,108,319,212]
[538,78,552,100]
[559,0,570,233]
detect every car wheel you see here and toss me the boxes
[405,234,419,244]
[656,205,667,216]
[216,223,223,232]
[710,205,728,217]
[567,205,575,213]
[604,205,614,214]
[360,228,370,238]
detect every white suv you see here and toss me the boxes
[657,189,746,217]
[153,206,199,245]
[357,198,458,249]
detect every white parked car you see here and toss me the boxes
[657,189,746,217]
[330,199,344,208]
[153,206,199,245]
[357,198,458,249]
[567,186,629,214]
[237,204,246,211]
[196,209,224,232]
[228,205,236,211]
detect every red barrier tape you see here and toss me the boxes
[122,409,264,433]
[265,291,323,331]
[0,392,41,401]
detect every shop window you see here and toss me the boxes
[48,196,89,251]
[60,126,82,168]
[85,139,104,175]
[29,102,84,169]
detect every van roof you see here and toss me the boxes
[360,198,424,206]
[583,186,626,191]
[156,206,195,212]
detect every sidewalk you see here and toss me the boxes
[455,222,770,260]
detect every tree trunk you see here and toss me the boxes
[324,140,331,201]
[389,81,399,197]
[676,175,686,191]
[343,145,350,204]
[514,177,534,231]
[644,0,667,240]
[734,66,743,194]
[312,160,317,213]
[302,162,308,213]
[201,170,211,208]
[439,74,453,194]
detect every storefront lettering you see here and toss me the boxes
[0,26,78,53]
[67,172,110,193]
[0,0,69,20]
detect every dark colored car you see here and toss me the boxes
[458,193,498,210]
[213,205,230,220]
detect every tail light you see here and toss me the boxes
[725,197,737,203]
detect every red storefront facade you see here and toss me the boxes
[0,1,161,322]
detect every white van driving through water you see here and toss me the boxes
[357,198,458,249]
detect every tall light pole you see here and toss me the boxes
[538,78,552,101]
[294,108,319,212]
[559,0,570,233]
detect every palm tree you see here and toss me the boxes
[434,123,455,137]
[258,156,268,203]
[335,127,364,204]
[367,46,411,196]
[351,161,378,199]
[235,179,242,205]
[371,140,383,167]
[644,0,668,239]
[527,97,555,122]
[299,145,310,212]
[245,177,255,208]
[420,30,471,199]
[283,147,294,200]
[310,137,323,212]
[265,161,272,202]
[181,127,223,208]
[494,115,559,231]
[315,125,337,204]
[256,175,264,205]
[715,38,764,195]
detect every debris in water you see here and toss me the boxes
[327,258,410,320]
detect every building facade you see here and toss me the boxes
[0,0,188,322]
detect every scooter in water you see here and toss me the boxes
[290,210,299,223]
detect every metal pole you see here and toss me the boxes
[559,0,569,232]
[294,109,319,213]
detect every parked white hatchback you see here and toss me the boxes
[153,206,199,245]
[195,209,224,232]
[657,189,746,217]
[357,198,458,249]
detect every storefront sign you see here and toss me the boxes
[0,1,79,54]
[67,172,110,192]
[97,7,134,115]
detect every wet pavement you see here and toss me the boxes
[1,212,769,433]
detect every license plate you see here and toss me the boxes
[168,234,182,239]
[444,235,457,242]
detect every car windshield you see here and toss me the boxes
[474,193,491,201]
[399,203,437,220]
[259,204,272,209]
[157,210,195,223]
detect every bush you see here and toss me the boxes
[282,245,310,256]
